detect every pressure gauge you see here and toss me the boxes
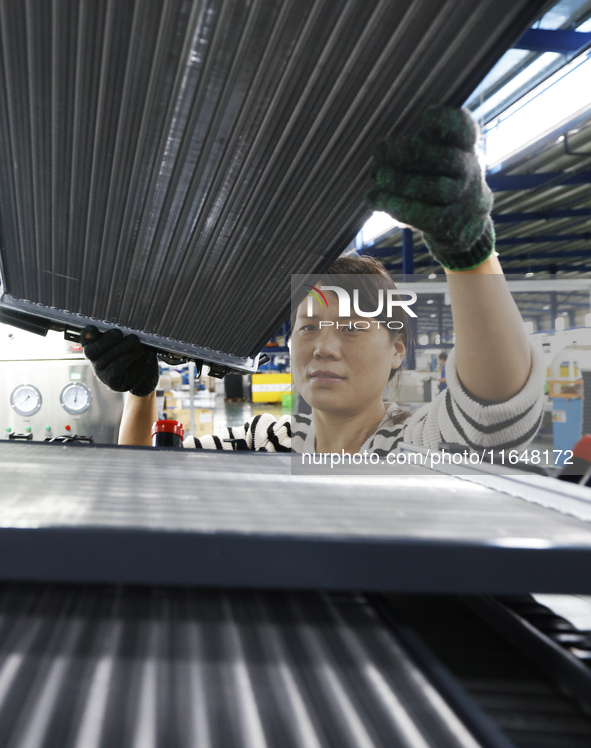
[10,384,42,416]
[60,382,92,414]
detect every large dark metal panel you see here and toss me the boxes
[0,0,550,369]
[2,441,591,593]
[0,585,489,748]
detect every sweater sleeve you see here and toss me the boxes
[402,339,546,451]
[182,413,292,451]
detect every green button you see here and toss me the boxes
[5,427,10,433]
[25,426,31,432]
[45,426,51,431]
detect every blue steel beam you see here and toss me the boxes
[362,239,591,261]
[402,228,414,276]
[384,263,591,275]
[514,28,591,54]
[499,250,591,258]
[502,265,591,273]
[496,234,591,245]
[554,265,591,272]
[363,247,591,267]
[382,249,591,263]
[361,212,590,258]
[487,171,591,190]
[367,248,591,271]
[364,252,591,275]
[493,208,591,222]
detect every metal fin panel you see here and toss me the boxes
[0,0,550,365]
[2,442,591,593]
[0,585,482,748]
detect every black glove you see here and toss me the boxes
[368,105,494,271]
[80,325,159,397]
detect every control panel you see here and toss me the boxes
[2,360,123,443]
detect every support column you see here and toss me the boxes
[551,292,558,329]
[402,228,414,278]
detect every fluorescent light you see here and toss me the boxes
[485,52,591,167]
[470,51,559,124]
[428,273,437,280]
[418,334,429,345]
[358,212,402,245]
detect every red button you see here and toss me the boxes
[65,425,71,431]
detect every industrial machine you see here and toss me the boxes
[0,323,124,443]
[548,344,591,462]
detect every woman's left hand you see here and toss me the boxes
[368,105,494,272]
[368,105,535,403]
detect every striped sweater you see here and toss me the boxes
[183,340,546,454]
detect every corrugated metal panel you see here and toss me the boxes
[0,585,484,748]
[2,441,591,592]
[0,0,550,369]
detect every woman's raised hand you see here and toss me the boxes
[368,105,494,272]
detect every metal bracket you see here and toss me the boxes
[564,131,591,157]
[0,294,260,373]
[64,329,81,343]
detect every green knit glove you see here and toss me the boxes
[368,105,495,271]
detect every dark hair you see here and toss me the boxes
[292,254,412,424]
[439,351,448,361]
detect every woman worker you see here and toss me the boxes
[81,107,545,455]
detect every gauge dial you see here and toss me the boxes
[60,382,92,414]
[10,384,42,416]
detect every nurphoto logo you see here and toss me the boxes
[303,284,416,330]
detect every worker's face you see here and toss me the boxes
[291,288,405,416]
